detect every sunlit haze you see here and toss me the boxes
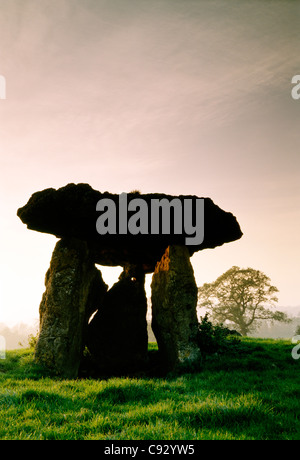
[1,0,299,326]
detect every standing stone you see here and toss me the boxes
[87,264,148,374]
[151,245,201,371]
[35,237,107,378]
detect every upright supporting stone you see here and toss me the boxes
[35,237,107,378]
[151,245,201,371]
[87,264,148,374]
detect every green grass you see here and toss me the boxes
[0,338,299,440]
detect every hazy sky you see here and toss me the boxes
[0,0,300,325]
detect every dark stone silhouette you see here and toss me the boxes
[35,237,107,378]
[87,265,148,374]
[17,183,242,272]
[17,184,243,377]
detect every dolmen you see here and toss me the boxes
[17,183,242,378]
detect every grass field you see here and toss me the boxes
[0,338,299,440]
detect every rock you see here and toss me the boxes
[17,183,243,377]
[17,183,242,272]
[35,237,108,378]
[87,264,148,374]
[151,245,201,371]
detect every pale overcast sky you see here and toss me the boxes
[0,0,300,325]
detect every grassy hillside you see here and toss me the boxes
[0,338,299,440]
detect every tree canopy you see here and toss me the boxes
[197,266,290,335]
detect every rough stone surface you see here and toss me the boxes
[87,265,148,374]
[35,237,107,378]
[151,245,201,371]
[17,183,243,272]
[17,184,243,377]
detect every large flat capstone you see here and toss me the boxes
[17,183,242,272]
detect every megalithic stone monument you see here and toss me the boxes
[17,183,242,377]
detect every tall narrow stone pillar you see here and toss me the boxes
[151,245,201,371]
[35,237,107,378]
